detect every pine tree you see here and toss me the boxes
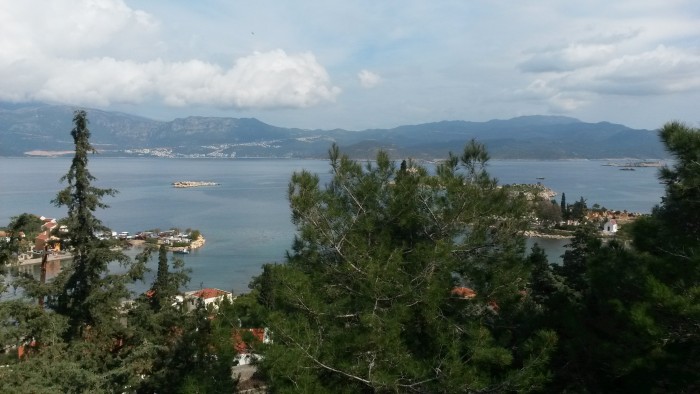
[0,111,139,392]
[617,121,700,391]
[570,196,588,222]
[256,143,556,392]
[545,122,700,392]
[557,221,601,293]
[50,110,130,338]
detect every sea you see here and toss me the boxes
[0,157,667,294]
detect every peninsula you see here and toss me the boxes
[172,181,219,188]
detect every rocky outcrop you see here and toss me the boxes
[172,181,219,188]
[190,235,206,249]
[523,230,573,239]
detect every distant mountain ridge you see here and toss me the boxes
[0,103,668,159]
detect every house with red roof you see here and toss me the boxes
[182,288,235,311]
[232,328,271,366]
[33,217,61,253]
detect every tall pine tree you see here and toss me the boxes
[255,142,556,392]
[50,110,130,338]
[544,122,700,392]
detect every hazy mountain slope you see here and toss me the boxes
[0,103,667,159]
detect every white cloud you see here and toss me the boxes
[517,15,700,114]
[158,50,341,109]
[524,45,700,100]
[519,43,619,73]
[0,1,339,110]
[0,0,158,60]
[358,70,382,88]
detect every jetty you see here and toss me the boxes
[172,181,219,188]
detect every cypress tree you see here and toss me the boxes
[50,110,129,338]
[560,192,567,219]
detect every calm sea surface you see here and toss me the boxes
[0,157,666,293]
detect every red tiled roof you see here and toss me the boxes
[487,300,500,313]
[451,287,477,299]
[233,328,266,354]
[191,288,230,300]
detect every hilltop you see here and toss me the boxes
[0,103,667,159]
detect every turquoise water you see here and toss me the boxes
[0,157,666,293]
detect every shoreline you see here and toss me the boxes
[523,230,573,239]
[18,252,72,266]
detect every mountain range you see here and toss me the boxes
[0,102,668,159]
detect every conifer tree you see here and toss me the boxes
[560,192,567,219]
[150,244,171,311]
[544,122,700,392]
[50,110,129,338]
[569,196,588,222]
[557,222,601,293]
[256,143,556,392]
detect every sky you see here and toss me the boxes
[1,0,699,131]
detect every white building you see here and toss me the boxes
[180,288,235,311]
[603,219,618,233]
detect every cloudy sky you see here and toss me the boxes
[1,0,699,130]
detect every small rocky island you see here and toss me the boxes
[172,181,219,188]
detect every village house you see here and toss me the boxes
[33,217,61,254]
[603,218,618,234]
[233,327,271,365]
[179,288,235,312]
[231,327,271,392]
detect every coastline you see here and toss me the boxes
[523,230,573,239]
[189,235,206,249]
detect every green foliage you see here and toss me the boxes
[189,229,201,241]
[557,222,601,293]
[560,192,567,220]
[48,110,130,337]
[0,111,223,393]
[7,213,44,238]
[534,198,562,227]
[257,143,555,392]
[541,122,700,392]
[569,196,588,222]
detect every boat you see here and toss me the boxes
[173,247,190,254]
